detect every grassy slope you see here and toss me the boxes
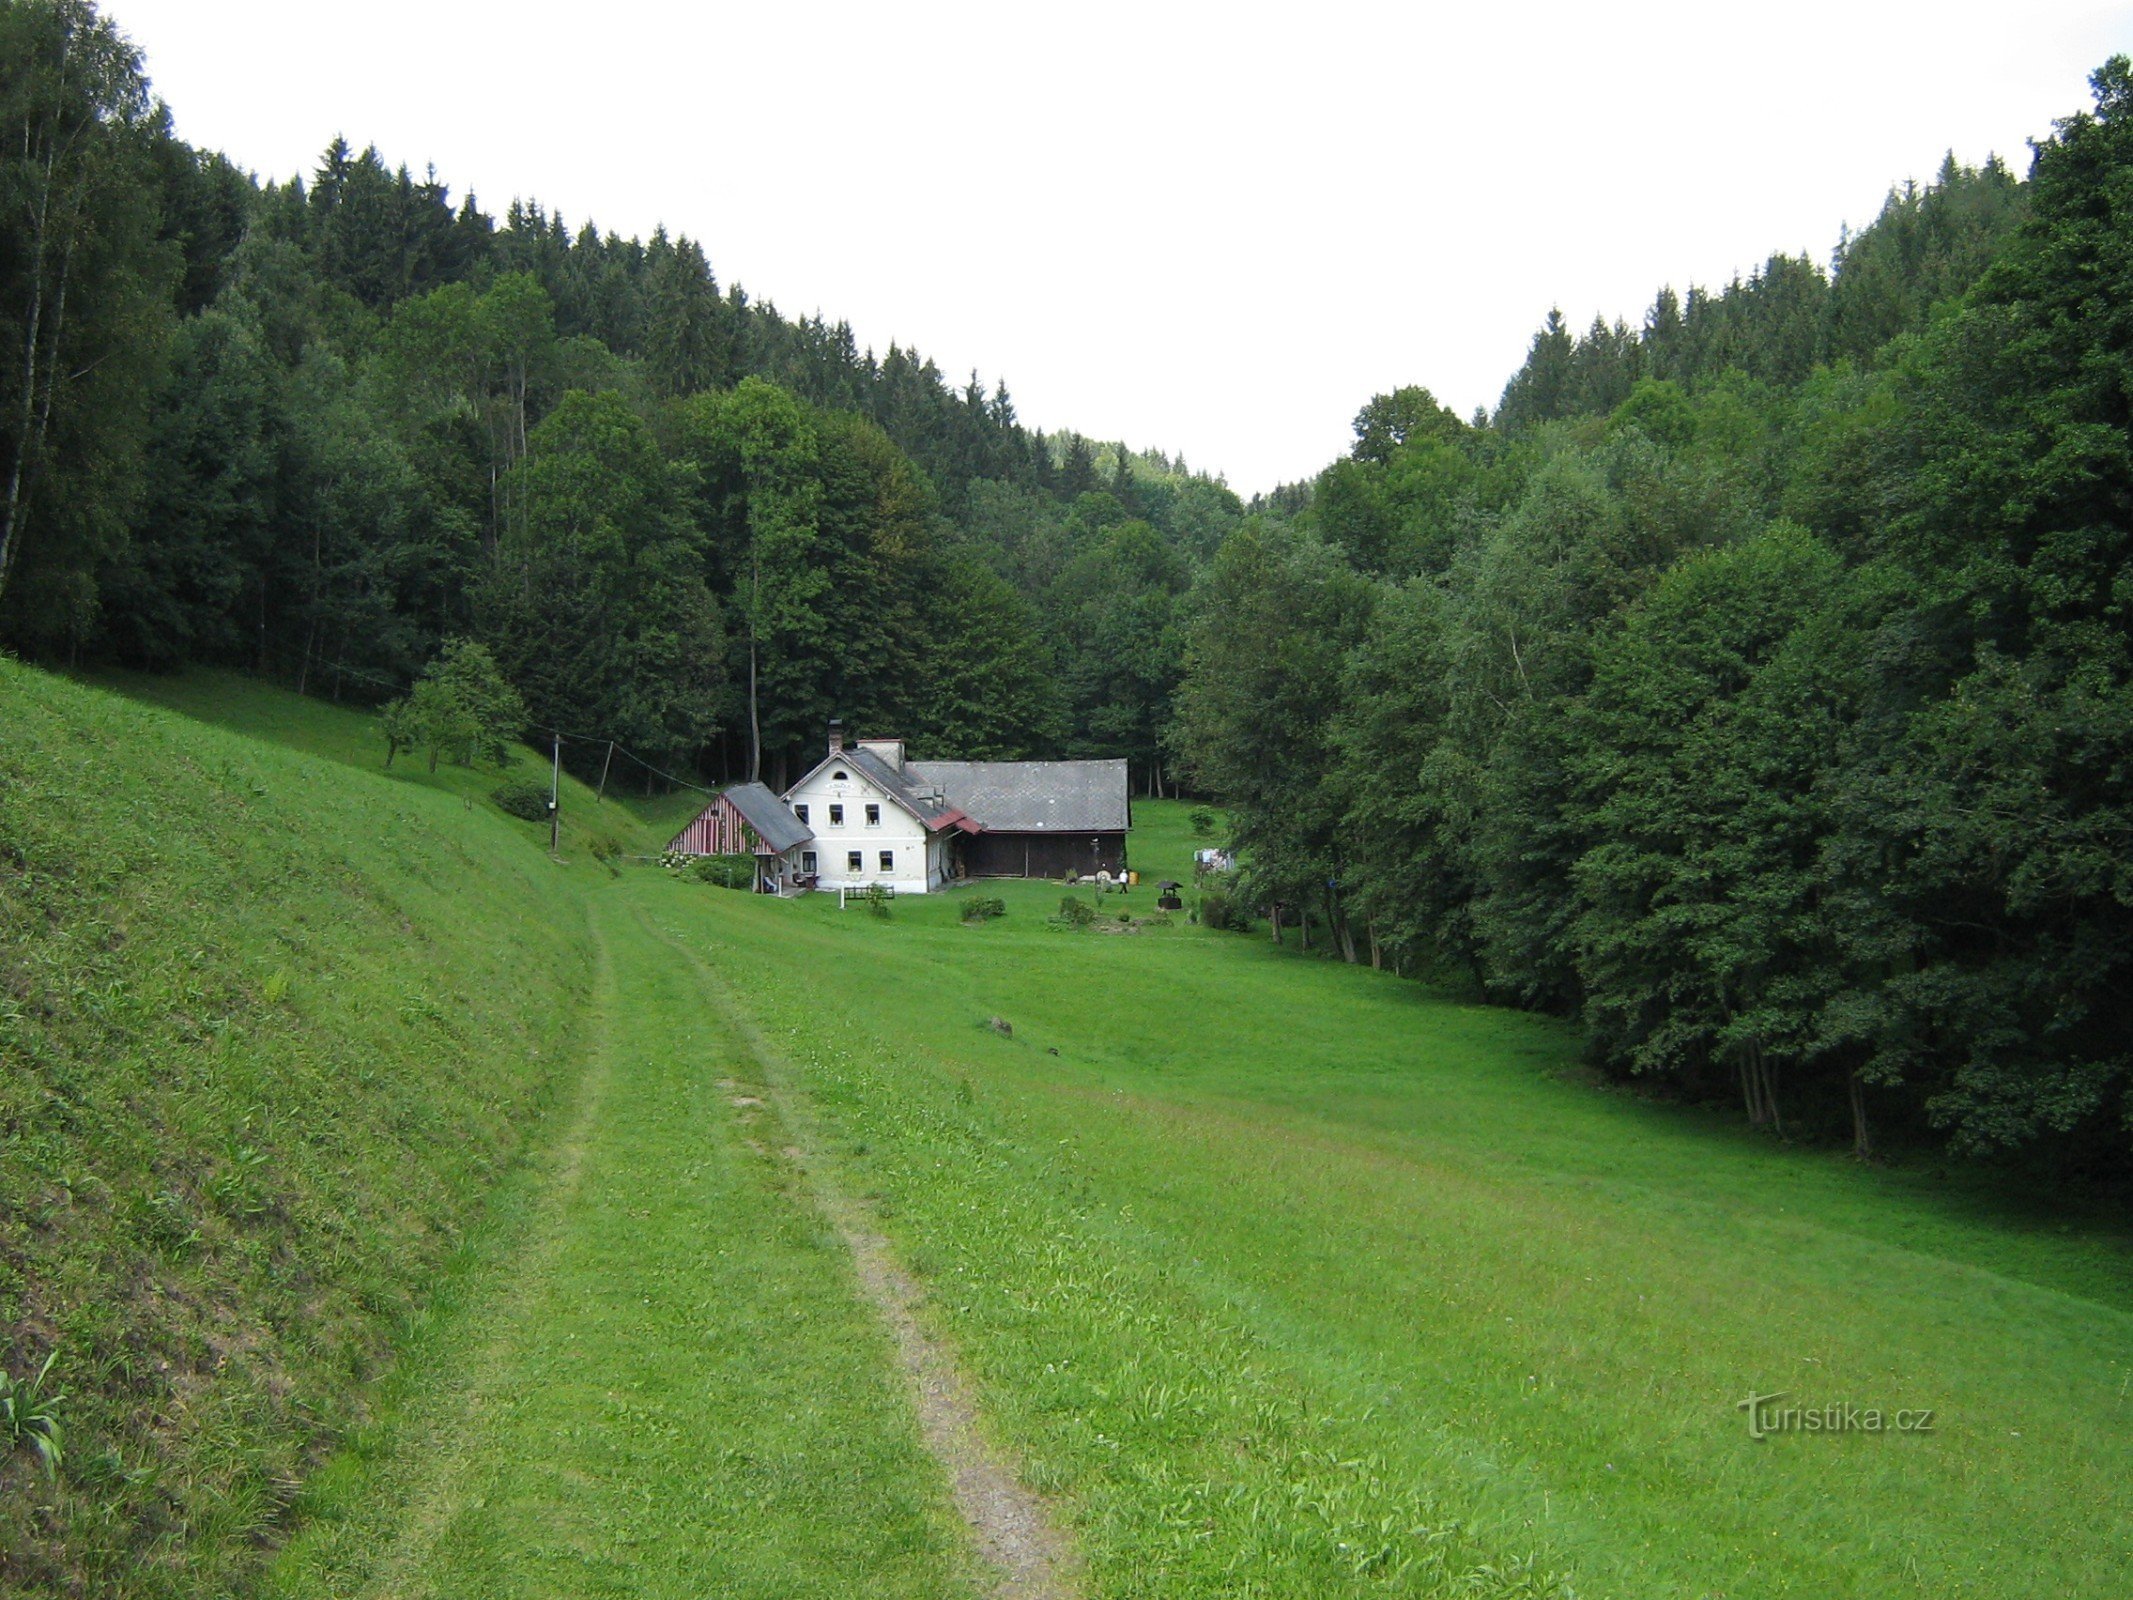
[0,663,591,1593]
[668,804,2133,1598]
[0,667,968,1598]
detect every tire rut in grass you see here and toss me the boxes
[679,921,1080,1600]
[353,922,619,1598]
[799,1147,1076,1600]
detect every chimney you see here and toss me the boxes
[827,716,846,755]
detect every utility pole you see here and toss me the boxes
[549,732,561,854]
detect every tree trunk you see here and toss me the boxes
[1744,1045,1784,1138]
[746,630,761,783]
[1849,1071,1872,1160]
[0,115,63,603]
[1325,885,1359,964]
[1269,904,1283,945]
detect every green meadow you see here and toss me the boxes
[4,664,2130,1597]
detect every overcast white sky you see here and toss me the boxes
[113,1,2127,494]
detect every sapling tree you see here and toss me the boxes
[380,636,526,771]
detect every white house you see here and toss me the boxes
[778,727,972,893]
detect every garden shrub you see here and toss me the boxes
[492,780,551,821]
[960,895,1007,922]
[691,854,755,889]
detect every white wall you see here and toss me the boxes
[784,761,944,892]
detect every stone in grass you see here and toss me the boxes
[987,1016,1013,1037]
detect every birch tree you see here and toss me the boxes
[0,0,170,627]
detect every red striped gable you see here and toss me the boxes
[668,795,773,856]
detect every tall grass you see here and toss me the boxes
[0,665,596,1595]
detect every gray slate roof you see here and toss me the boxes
[842,747,950,825]
[906,759,1129,833]
[723,781,814,853]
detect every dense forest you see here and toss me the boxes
[0,0,1238,787]
[3,0,2129,1176]
[1173,62,2133,1177]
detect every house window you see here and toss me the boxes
[801,850,817,874]
[793,803,808,824]
[829,804,844,826]
[832,769,847,782]
[865,803,881,826]
[879,850,894,872]
[846,850,863,873]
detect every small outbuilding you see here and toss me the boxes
[665,781,816,894]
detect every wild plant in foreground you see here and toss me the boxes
[2,1350,66,1480]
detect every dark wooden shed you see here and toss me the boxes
[904,759,1130,879]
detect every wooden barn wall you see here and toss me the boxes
[672,798,763,856]
[961,832,1124,879]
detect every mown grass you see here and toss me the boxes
[268,890,977,1599]
[14,667,2133,1598]
[671,802,2133,1598]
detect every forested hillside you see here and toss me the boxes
[0,0,1237,787]
[3,0,2129,1180]
[1172,61,2133,1178]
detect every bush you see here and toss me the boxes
[1189,805,1219,838]
[691,854,755,890]
[492,780,551,821]
[1056,896,1096,927]
[1200,890,1251,932]
[960,895,1006,923]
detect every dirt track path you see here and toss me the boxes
[794,1159,1079,1599]
[646,907,1081,1600]
[275,890,989,1599]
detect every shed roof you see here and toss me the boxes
[906,759,1129,834]
[723,781,814,854]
